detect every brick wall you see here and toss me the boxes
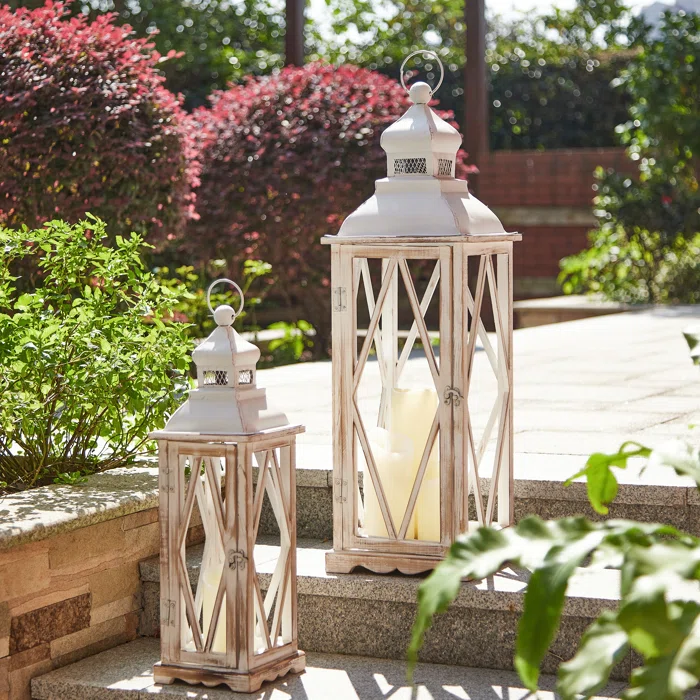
[476,148,635,296]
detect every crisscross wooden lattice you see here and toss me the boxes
[352,257,443,541]
[251,448,293,653]
[178,454,227,654]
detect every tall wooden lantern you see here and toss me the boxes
[151,280,306,692]
[323,51,521,575]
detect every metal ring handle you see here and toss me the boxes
[206,278,245,319]
[400,49,444,97]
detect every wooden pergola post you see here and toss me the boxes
[464,0,489,193]
[285,0,305,66]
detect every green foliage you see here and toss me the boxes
[266,320,315,366]
[7,0,286,109]
[560,12,700,304]
[615,12,700,172]
[0,217,192,492]
[152,259,273,339]
[410,335,700,699]
[565,441,652,514]
[310,0,638,149]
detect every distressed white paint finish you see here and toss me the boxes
[152,295,306,691]
[151,430,305,692]
[338,80,506,239]
[164,285,288,435]
[322,237,520,575]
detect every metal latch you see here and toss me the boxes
[444,386,463,406]
[333,287,347,312]
[228,550,248,570]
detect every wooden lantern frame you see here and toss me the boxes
[151,426,305,692]
[323,233,521,575]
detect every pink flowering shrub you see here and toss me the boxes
[187,63,472,353]
[0,1,199,241]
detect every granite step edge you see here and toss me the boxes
[31,636,637,700]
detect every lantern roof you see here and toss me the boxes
[338,50,510,239]
[162,279,288,435]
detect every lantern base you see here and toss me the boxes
[153,651,306,693]
[326,549,445,576]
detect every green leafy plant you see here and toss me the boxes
[266,320,315,366]
[0,217,192,492]
[153,259,273,339]
[410,334,700,699]
[53,471,89,486]
[560,12,700,304]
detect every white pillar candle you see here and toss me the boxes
[389,388,440,542]
[362,427,416,538]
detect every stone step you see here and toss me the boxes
[31,636,645,700]
[277,443,697,542]
[139,538,633,680]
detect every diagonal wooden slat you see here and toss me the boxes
[253,575,271,652]
[263,546,286,619]
[353,258,397,393]
[398,259,440,389]
[395,260,440,384]
[353,400,397,538]
[271,449,292,530]
[466,287,499,376]
[251,451,271,543]
[485,392,511,524]
[203,564,227,653]
[465,414,486,526]
[265,463,291,545]
[359,259,387,387]
[398,409,439,539]
[486,256,511,381]
[476,392,505,466]
[203,457,226,550]
[179,552,204,652]
[177,458,200,553]
[465,256,487,387]
[271,552,292,643]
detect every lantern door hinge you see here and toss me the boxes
[333,287,347,312]
[228,549,248,570]
[444,386,463,406]
[160,467,174,493]
[161,599,176,627]
[334,478,348,503]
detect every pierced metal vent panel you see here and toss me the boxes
[394,158,427,175]
[238,369,253,385]
[203,370,229,386]
[437,158,453,176]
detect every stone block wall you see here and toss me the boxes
[0,508,158,700]
[0,467,200,700]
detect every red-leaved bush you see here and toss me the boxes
[0,1,199,240]
[187,63,472,353]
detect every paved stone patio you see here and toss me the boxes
[263,306,700,488]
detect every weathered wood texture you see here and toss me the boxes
[156,429,305,691]
[326,240,515,575]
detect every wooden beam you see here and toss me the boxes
[285,0,305,66]
[464,0,489,191]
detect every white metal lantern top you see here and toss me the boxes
[338,50,507,239]
[163,279,289,435]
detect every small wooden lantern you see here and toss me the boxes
[152,279,305,692]
[323,52,522,575]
